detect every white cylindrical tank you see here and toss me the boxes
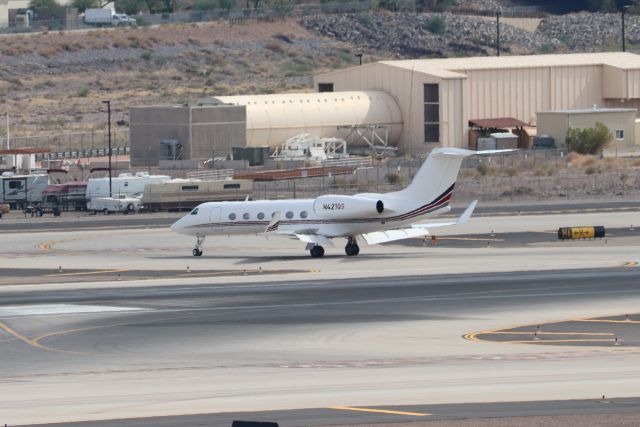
[213,91,403,148]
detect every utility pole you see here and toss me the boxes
[102,100,112,198]
[5,113,9,150]
[496,11,501,56]
[622,5,631,52]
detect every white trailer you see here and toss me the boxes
[88,196,142,214]
[86,172,171,202]
[0,173,50,210]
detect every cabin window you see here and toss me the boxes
[243,213,250,220]
[182,185,199,191]
[257,212,265,220]
[224,183,241,189]
[285,211,294,219]
[190,208,199,215]
[300,211,308,219]
[228,213,236,220]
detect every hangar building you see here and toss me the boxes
[130,52,640,166]
[315,52,640,155]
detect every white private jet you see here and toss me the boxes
[171,148,494,258]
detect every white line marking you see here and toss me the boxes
[0,304,148,318]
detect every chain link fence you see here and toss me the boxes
[1,129,129,158]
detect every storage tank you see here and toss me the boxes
[211,91,403,148]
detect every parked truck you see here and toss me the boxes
[84,8,136,27]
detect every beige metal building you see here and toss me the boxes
[315,52,640,155]
[537,108,637,150]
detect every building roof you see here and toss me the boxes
[469,117,529,128]
[542,108,638,115]
[377,52,640,79]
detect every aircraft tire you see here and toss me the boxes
[345,243,359,256]
[310,245,324,258]
[193,248,203,257]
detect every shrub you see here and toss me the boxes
[264,41,285,54]
[386,172,403,185]
[140,51,152,61]
[379,0,400,12]
[423,15,445,34]
[195,0,218,10]
[566,122,612,154]
[356,12,372,26]
[77,86,90,97]
[504,166,518,177]
[477,162,495,176]
[585,166,598,175]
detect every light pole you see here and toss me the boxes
[496,11,501,56]
[623,5,631,52]
[102,100,112,198]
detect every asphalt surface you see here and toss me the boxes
[22,398,640,427]
[3,269,640,425]
[1,199,639,233]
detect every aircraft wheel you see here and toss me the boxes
[193,248,203,257]
[345,243,360,256]
[310,245,324,258]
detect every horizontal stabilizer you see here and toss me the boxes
[361,228,431,245]
[362,200,478,245]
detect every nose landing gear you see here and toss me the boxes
[345,236,360,256]
[193,234,206,257]
[310,245,325,258]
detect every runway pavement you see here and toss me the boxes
[3,269,640,425]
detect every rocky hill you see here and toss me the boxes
[1,10,640,140]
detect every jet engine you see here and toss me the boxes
[313,195,384,219]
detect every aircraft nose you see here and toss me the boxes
[170,218,182,233]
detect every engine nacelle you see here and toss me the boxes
[313,195,384,219]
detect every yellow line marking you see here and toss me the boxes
[502,339,616,344]
[328,406,431,417]
[47,269,129,277]
[624,261,638,267]
[0,321,74,353]
[478,331,614,336]
[573,318,640,324]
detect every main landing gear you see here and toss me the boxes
[193,234,205,257]
[345,236,360,256]
[310,245,325,258]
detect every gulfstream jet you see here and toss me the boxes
[171,148,493,258]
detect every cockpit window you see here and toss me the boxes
[190,208,199,215]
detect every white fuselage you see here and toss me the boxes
[171,192,451,238]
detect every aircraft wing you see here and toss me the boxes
[293,233,335,247]
[361,200,477,245]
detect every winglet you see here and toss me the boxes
[457,200,477,225]
[265,211,281,233]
